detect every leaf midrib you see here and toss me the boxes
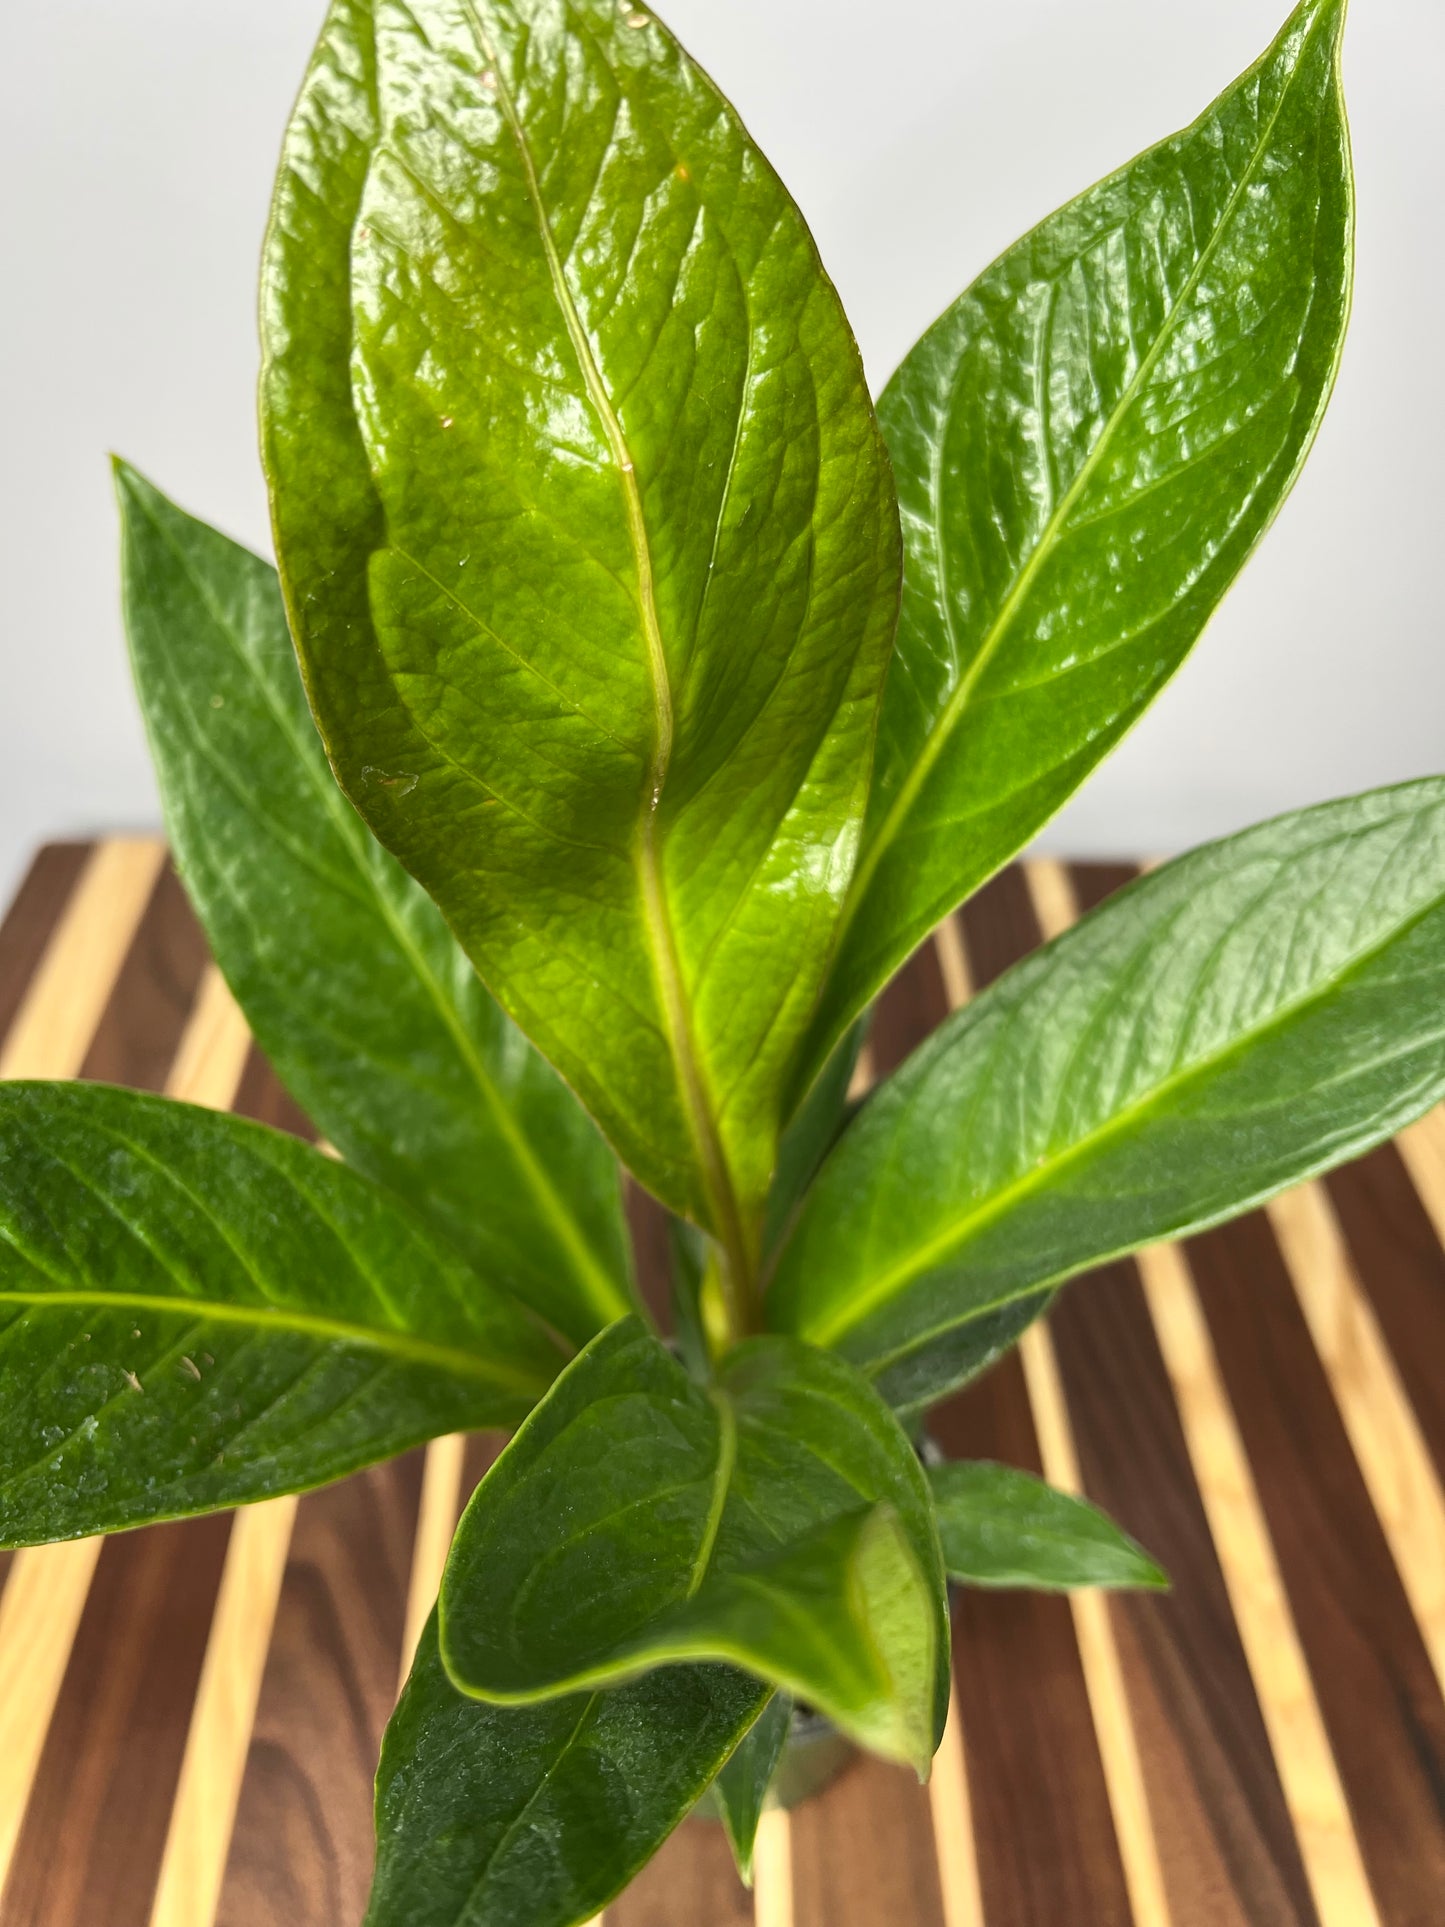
[809,865,1445,1349]
[0,1285,546,1394]
[464,1,748,1269]
[831,7,1328,960]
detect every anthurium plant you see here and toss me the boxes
[4,0,1431,1918]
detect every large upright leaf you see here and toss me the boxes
[261,0,901,1270]
[799,0,1353,1086]
[770,781,1445,1413]
[117,463,634,1347]
[369,1615,765,1927]
[0,1083,563,1543]
[439,1319,946,1773]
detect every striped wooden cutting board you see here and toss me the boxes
[0,841,1442,1927]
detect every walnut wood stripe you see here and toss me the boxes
[1267,1182,1445,1703]
[213,1456,424,1927]
[614,1822,752,1927]
[1138,1240,1382,1927]
[0,845,91,1048]
[0,838,166,1082]
[933,872,1133,1926]
[926,1694,985,1927]
[1359,1125,1445,1479]
[1187,1209,1445,1925]
[148,1495,300,1927]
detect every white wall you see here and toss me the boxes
[3,0,1441,910]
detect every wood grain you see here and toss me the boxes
[925,1695,984,1927]
[1140,1240,1382,1927]
[789,1754,947,1927]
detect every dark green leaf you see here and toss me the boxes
[261,0,901,1259]
[368,1613,765,1927]
[0,1082,563,1544]
[713,1692,789,1885]
[769,781,1445,1413]
[766,1018,867,1256]
[930,1462,1165,1592]
[440,1319,946,1774]
[116,462,635,1349]
[799,0,1352,1087]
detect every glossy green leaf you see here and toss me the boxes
[765,1018,867,1256]
[0,1082,563,1544]
[770,781,1445,1414]
[713,1691,790,1885]
[439,1318,946,1774]
[116,462,635,1348]
[798,0,1353,1087]
[260,0,901,1268]
[930,1462,1165,1592]
[369,1613,765,1927]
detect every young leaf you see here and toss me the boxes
[369,1614,766,1927]
[116,462,635,1348]
[0,1082,563,1544]
[439,1319,947,1775]
[260,0,901,1259]
[713,1692,790,1885]
[765,1017,867,1255]
[799,0,1353,1088]
[930,1462,1166,1592]
[769,781,1445,1414]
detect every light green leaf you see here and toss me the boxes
[439,1319,946,1775]
[260,0,901,1274]
[798,0,1353,1088]
[0,1082,564,1545]
[930,1462,1166,1592]
[713,1692,790,1885]
[769,781,1445,1413]
[369,1613,765,1927]
[116,462,635,1348]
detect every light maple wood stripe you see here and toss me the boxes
[1137,1241,1382,1927]
[846,1042,875,1102]
[0,837,164,1079]
[163,964,252,1108]
[1021,856,1078,947]
[927,1693,986,1927]
[752,1807,794,1927]
[398,1433,468,1693]
[934,913,973,1008]
[0,837,166,1907]
[148,1494,300,1927]
[0,1538,105,1900]
[1267,1182,1445,1701]
[1018,1322,1171,1927]
[1393,1106,1445,1252]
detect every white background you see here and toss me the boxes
[2,0,1441,909]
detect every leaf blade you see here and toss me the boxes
[770,781,1445,1412]
[930,1462,1166,1592]
[368,1615,766,1927]
[116,462,636,1348]
[438,1318,946,1773]
[0,1082,564,1544]
[262,0,901,1238]
[800,0,1353,1084]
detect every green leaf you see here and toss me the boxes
[439,1318,946,1775]
[930,1462,1166,1592]
[798,0,1353,1087]
[0,1082,564,1544]
[713,1692,790,1885]
[260,0,901,1262]
[116,462,635,1349]
[368,1613,766,1927]
[769,780,1445,1414]
[765,1017,867,1256]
